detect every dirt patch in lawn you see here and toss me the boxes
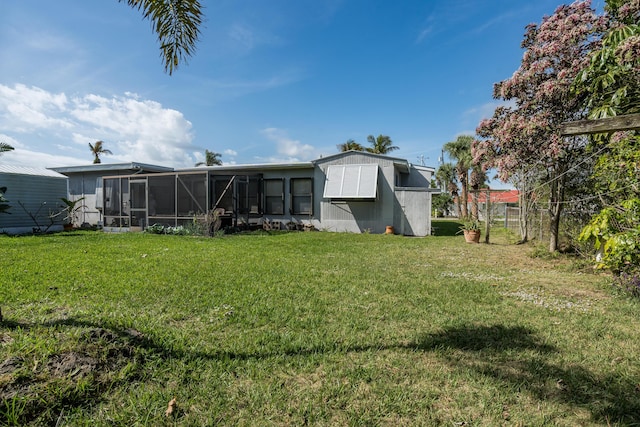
[0,326,146,425]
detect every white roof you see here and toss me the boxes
[0,165,67,178]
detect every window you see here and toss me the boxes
[290,178,313,215]
[264,179,284,215]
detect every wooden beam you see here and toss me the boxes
[560,113,640,136]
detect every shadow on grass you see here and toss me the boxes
[431,219,463,236]
[412,324,640,425]
[3,319,639,425]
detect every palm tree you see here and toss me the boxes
[337,139,365,152]
[195,149,222,166]
[443,135,473,219]
[122,0,203,75]
[436,163,460,217]
[366,134,399,154]
[0,142,14,154]
[89,140,113,164]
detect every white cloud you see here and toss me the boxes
[0,84,72,131]
[0,84,199,168]
[224,149,238,156]
[260,127,317,162]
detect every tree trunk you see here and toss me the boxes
[459,173,469,219]
[452,191,461,218]
[471,188,479,220]
[518,186,530,243]
[548,170,566,252]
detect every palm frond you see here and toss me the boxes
[122,0,203,75]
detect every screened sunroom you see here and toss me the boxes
[101,170,299,232]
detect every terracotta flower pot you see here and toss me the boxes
[463,229,481,243]
[385,225,394,235]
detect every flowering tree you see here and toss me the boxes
[475,1,605,251]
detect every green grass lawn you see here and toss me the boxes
[1,225,639,426]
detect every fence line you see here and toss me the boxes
[504,207,551,242]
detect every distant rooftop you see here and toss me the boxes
[50,162,174,174]
[0,165,67,178]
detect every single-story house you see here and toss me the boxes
[54,151,438,236]
[0,165,68,235]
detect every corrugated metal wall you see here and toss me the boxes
[0,170,68,234]
[394,188,431,236]
[315,154,396,234]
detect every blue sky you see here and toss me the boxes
[0,0,604,185]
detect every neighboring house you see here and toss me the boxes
[466,189,520,219]
[0,165,68,235]
[55,152,438,236]
[50,163,174,227]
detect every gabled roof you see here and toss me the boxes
[50,162,174,174]
[312,150,431,173]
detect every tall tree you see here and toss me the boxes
[470,165,489,220]
[195,149,222,166]
[574,0,640,274]
[121,0,203,75]
[475,1,603,251]
[337,139,365,152]
[435,163,460,217]
[89,140,113,164]
[444,135,473,219]
[366,135,398,154]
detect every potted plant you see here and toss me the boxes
[459,220,481,243]
[60,197,86,230]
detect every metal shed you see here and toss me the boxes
[0,165,68,235]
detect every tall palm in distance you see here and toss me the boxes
[436,163,460,217]
[89,141,112,164]
[443,135,473,219]
[337,139,365,152]
[195,149,222,166]
[0,142,14,154]
[366,134,398,154]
